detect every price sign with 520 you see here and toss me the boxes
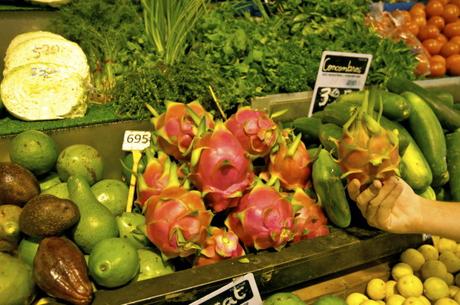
[122,130,152,152]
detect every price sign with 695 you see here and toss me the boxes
[122,130,151,151]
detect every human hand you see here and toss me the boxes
[347,176,423,234]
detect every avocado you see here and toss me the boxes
[68,175,118,253]
[19,194,80,238]
[0,162,40,206]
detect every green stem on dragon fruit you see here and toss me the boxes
[145,102,160,118]
[209,85,227,120]
[287,133,302,157]
[167,161,181,188]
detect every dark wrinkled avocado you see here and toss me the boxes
[34,237,93,305]
[0,162,40,206]
[20,194,80,238]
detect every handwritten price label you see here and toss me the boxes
[122,130,151,151]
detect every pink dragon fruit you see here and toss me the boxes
[195,227,245,267]
[144,186,213,259]
[190,122,254,213]
[263,131,312,191]
[152,101,215,160]
[225,183,295,251]
[225,107,278,158]
[290,188,329,243]
[136,147,178,207]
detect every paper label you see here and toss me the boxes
[189,273,262,305]
[122,130,151,151]
[308,51,373,116]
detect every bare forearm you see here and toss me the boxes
[415,197,460,242]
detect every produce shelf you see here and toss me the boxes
[92,229,423,305]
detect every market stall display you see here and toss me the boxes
[1,0,460,304]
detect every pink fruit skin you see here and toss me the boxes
[144,187,213,258]
[153,101,214,160]
[225,185,294,251]
[290,189,329,243]
[225,107,278,158]
[195,227,245,267]
[136,150,171,207]
[191,123,254,213]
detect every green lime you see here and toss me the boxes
[91,179,129,216]
[313,295,348,305]
[56,144,104,185]
[41,182,69,200]
[264,292,306,305]
[88,237,139,288]
[9,130,58,176]
[0,253,35,305]
[135,248,174,281]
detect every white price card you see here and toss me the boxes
[122,130,151,151]
[189,273,262,305]
[308,51,373,116]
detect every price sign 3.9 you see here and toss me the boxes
[122,130,152,152]
[308,51,372,116]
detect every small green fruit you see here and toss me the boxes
[88,238,139,288]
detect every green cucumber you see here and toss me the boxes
[400,140,433,193]
[314,102,410,154]
[428,88,454,108]
[417,186,436,200]
[337,89,411,121]
[318,123,342,156]
[446,129,460,201]
[291,116,322,140]
[401,91,449,187]
[387,77,460,131]
[312,148,351,228]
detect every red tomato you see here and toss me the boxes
[411,3,427,18]
[450,0,460,7]
[446,54,460,75]
[440,41,460,57]
[415,58,431,76]
[423,38,444,55]
[443,21,460,38]
[419,24,441,40]
[426,0,445,17]
[429,57,447,76]
[404,21,420,36]
[442,4,460,23]
[413,15,428,27]
[427,15,446,30]
[392,10,413,25]
[450,35,460,44]
[431,54,447,65]
[437,33,449,45]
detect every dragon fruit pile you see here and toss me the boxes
[136,101,330,266]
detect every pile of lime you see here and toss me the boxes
[346,237,460,305]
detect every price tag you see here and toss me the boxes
[121,130,151,213]
[122,130,152,152]
[308,51,373,116]
[189,273,262,305]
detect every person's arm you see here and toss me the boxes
[348,176,460,241]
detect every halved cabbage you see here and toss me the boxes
[3,37,90,82]
[5,31,67,59]
[0,62,87,121]
[27,0,71,8]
